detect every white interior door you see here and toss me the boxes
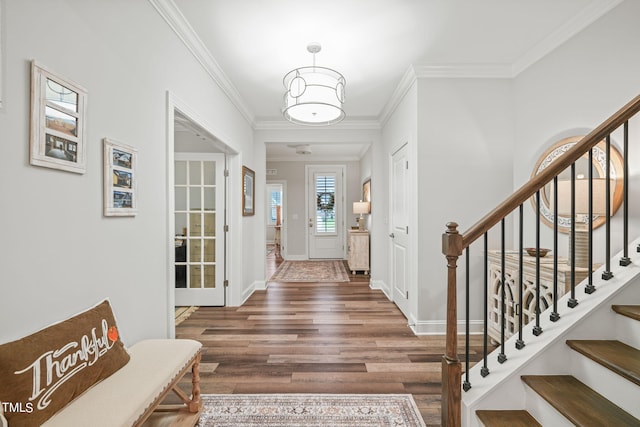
[391,144,410,315]
[174,154,225,306]
[307,165,345,259]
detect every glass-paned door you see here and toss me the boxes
[307,165,344,259]
[174,155,225,306]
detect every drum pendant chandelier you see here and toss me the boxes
[282,43,346,126]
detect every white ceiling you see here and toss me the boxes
[168,0,621,159]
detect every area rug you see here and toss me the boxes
[175,306,198,325]
[268,260,349,283]
[197,394,426,427]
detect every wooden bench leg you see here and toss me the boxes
[170,352,202,413]
[189,352,201,413]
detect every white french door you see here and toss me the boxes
[390,144,410,315]
[174,154,225,306]
[307,165,345,259]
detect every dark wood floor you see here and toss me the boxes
[175,251,485,427]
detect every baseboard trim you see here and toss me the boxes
[370,279,391,299]
[241,281,266,305]
[412,320,484,335]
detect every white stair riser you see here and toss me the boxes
[523,383,574,427]
[570,350,640,419]
[616,313,640,349]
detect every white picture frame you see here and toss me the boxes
[103,138,138,217]
[30,60,88,174]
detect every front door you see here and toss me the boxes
[174,154,225,306]
[391,144,410,315]
[307,165,345,259]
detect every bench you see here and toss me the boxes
[0,300,202,427]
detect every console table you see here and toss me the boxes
[487,250,597,343]
[347,230,369,275]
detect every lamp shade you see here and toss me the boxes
[283,67,345,125]
[353,201,370,215]
[282,43,345,126]
[549,178,613,216]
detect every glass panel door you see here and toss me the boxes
[175,155,224,306]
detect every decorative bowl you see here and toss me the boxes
[525,247,551,257]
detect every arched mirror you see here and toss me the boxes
[530,136,624,233]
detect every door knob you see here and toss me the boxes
[389,233,395,238]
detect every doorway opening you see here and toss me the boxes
[167,97,238,337]
[266,182,285,257]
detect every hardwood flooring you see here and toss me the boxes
[174,253,486,427]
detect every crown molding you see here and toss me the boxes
[512,0,623,76]
[148,0,254,125]
[413,63,514,79]
[378,65,418,127]
[267,155,363,162]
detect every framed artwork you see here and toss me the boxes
[242,166,255,216]
[30,60,88,174]
[363,178,371,211]
[103,138,138,217]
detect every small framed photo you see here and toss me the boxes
[242,166,255,216]
[30,60,88,174]
[103,138,138,216]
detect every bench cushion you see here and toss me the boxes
[0,300,130,427]
[42,339,202,427]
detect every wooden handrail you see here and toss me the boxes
[461,93,640,250]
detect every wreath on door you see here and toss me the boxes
[317,192,335,212]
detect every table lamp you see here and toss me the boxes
[353,201,370,231]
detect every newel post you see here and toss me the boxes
[442,222,463,427]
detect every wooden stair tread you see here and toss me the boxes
[476,410,541,426]
[613,305,640,321]
[521,375,640,427]
[567,340,640,386]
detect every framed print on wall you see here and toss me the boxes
[363,178,371,211]
[30,60,88,174]
[242,166,255,216]
[103,138,138,217]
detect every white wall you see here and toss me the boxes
[0,0,254,345]
[514,0,640,263]
[415,77,515,329]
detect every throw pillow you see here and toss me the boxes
[0,299,130,427]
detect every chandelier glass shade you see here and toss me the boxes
[283,44,345,126]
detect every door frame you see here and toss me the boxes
[388,139,418,322]
[305,164,347,260]
[266,180,287,260]
[165,91,239,338]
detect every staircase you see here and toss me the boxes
[441,93,640,427]
[477,305,640,426]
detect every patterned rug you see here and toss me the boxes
[268,260,349,282]
[175,306,198,325]
[197,394,426,426]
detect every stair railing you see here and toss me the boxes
[441,93,640,427]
